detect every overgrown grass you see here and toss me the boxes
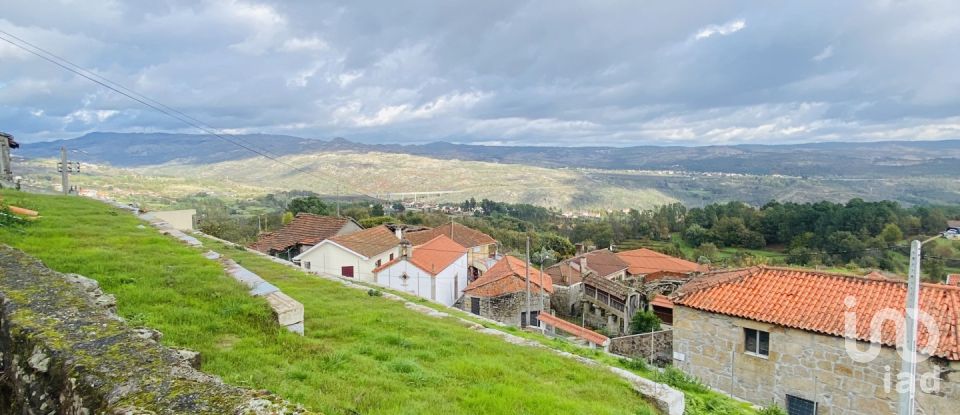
[0,190,656,414]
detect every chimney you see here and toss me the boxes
[400,239,412,259]
[395,226,403,240]
[575,243,585,256]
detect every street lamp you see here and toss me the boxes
[898,232,947,415]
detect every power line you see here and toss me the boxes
[0,30,377,200]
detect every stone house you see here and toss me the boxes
[581,274,642,335]
[545,248,629,317]
[405,222,500,279]
[455,255,553,327]
[250,213,362,260]
[372,234,469,306]
[293,225,400,282]
[672,266,960,414]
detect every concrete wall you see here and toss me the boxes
[457,291,550,327]
[610,330,673,366]
[673,306,960,414]
[151,209,196,231]
[551,282,583,317]
[0,245,305,414]
[298,242,399,282]
[375,254,469,306]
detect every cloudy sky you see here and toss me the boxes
[1,0,958,145]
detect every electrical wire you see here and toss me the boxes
[0,30,378,200]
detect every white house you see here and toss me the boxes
[293,225,400,282]
[372,234,469,306]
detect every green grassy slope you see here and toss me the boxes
[0,190,657,415]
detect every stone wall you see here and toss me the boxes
[673,305,960,414]
[456,291,550,327]
[609,330,673,366]
[550,283,582,317]
[0,245,307,414]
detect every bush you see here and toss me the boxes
[629,310,662,334]
[653,366,708,394]
[618,357,647,372]
[367,289,383,297]
[758,404,787,415]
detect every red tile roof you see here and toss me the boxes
[616,248,706,276]
[373,234,467,276]
[327,225,399,258]
[463,255,553,297]
[947,274,960,287]
[538,313,609,346]
[250,213,355,253]
[650,294,674,309]
[405,222,497,248]
[545,249,628,286]
[673,266,960,361]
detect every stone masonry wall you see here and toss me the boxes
[550,283,582,317]
[609,330,673,366]
[0,245,308,414]
[673,306,959,414]
[457,291,550,327]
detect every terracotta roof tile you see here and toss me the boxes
[673,266,960,361]
[405,222,497,248]
[373,234,467,276]
[616,248,706,276]
[538,313,609,346]
[545,249,628,286]
[250,213,355,253]
[327,225,398,258]
[650,294,674,309]
[464,255,553,297]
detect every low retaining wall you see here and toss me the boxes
[609,329,673,366]
[0,245,307,414]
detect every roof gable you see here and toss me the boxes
[616,248,705,276]
[674,266,960,361]
[374,234,467,276]
[405,222,497,248]
[249,213,356,253]
[464,255,553,297]
[546,249,628,285]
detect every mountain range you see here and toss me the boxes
[19,132,960,178]
[14,132,960,209]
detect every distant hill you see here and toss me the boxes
[19,132,960,178]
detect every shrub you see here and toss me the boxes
[758,404,787,415]
[367,289,383,297]
[618,357,647,372]
[629,310,662,334]
[653,366,708,394]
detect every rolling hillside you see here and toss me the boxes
[15,132,960,209]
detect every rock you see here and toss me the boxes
[132,328,163,343]
[28,346,51,373]
[174,349,202,370]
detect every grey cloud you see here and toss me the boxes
[1,0,958,145]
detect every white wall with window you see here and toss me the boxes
[373,254,468,306]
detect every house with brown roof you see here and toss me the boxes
[545,249,633,330]
[372,234,469,306]
[616,248,706,282]
[405,222,499,278]
[250,213,362,260]
[293,225,401,281]
[671,266,960,414]
[455,255,553,327]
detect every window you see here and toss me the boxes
[522,311,540,327]
[744,328,770,357]
[389,253,394,261]
[786,395,817,415]
[341,266,354,278]
[375,259,382,267]
[303,261,311,270]
[470,297,480,315]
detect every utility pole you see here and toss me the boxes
[524,235,531,328]
[336,184,341,217]
[57,146,78,195]
[539,244,546,329]
[898,234,941,415]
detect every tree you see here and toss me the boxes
[392,202,406,213]
[630,310,662,334]
[287,196,330,216]
[281,211,294,225]
[879,223,903,244]
[922,258,947,283]
[683,224,709,247]
[370,203,385,217]
[694,242,719,263]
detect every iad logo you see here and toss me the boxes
[843,296,942,394]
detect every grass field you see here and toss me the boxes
[0,190,662,415]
